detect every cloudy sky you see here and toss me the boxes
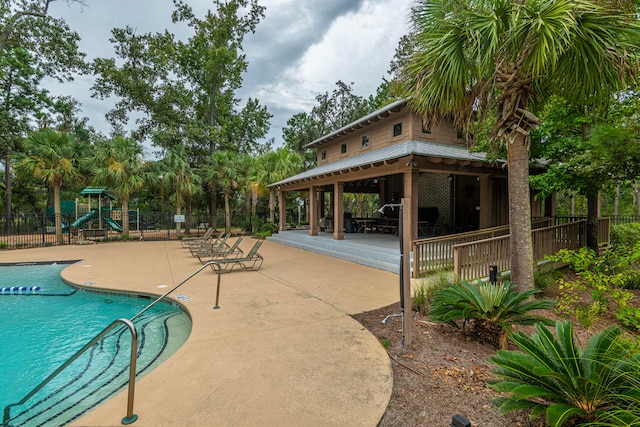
[46,0,413,152]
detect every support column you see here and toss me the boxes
[309,186,318,236]
[479,175,492,229]
[333,181,344,240]
[279,189,287,232]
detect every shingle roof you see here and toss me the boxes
[271,140,499,187]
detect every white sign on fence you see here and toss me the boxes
[174,214,185,223]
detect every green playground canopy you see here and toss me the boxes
[45,200,76,217]
[80,187,116,200]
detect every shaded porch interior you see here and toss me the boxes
[286,171,516,239]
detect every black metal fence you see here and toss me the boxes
[554,215,640,226]
[0,210,272,250]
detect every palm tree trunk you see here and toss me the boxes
[122,198,129,235]
[252,189,258,233]
[224,191,231,234]
[54,182,64,244]
[176,204,182,237]
[507,136,534,291]
[269,189,275,223]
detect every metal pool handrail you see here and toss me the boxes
[2,261,222,427]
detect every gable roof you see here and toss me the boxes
[306,99,407,149]
[271,140,499,187]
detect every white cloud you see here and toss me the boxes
[44,0,412,148]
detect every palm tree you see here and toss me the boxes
[15,129,87,243]
[157,145,202,237]
[202,150,241,234]
[402,0,638,290]
[88,137,148,235]
[260,147,304,224]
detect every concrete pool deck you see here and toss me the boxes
[2,238,399,426]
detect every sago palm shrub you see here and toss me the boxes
[489,321,640,426]
[429,281,554,348]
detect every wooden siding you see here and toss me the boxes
[316,109,466,165]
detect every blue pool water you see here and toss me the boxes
[0,262,192,426]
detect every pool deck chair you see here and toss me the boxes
[180,229,220,248]
[188,234,231,257]
[196,237,244,264]
[215,240,264,273]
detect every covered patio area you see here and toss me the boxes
[267,229,401,273]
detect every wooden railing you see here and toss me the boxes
[412,217,610,281]
[449,218,610,282]
[411,217,552,278]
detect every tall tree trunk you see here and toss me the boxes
[185,199,191,235]
[586,188,599,252]
[176,204,182,237]
[209,184,217,231]
[571,190,576,217]
[4,148,11,235]
[269,189,275,223]
[252,190,258,233]
[224,191,231,234]
[122,198,129,235]
[54,182,63,244]
[507,136,534,291]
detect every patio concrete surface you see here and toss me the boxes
[1,238,399,427]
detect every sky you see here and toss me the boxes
[45,0,414,154]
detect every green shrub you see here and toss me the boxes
[412,281,429,314]
[616,306,640,332]
[260,222,278,233]
[549,247,637,329]
[411,270,453,314]
[533,267,560,291]
[429,281,554,348]
[489,321,640,427]
[611,222,640,251]
[254,230,271,239]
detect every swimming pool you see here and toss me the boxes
[0,262,192,426]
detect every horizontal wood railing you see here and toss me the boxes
[413,217,610,281]
[411,217,552,278]
[450,219,612,282]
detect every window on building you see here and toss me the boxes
[341,143,347,154]
[321,150,327,160]
[393,122,402,137]
[361,135,369,147]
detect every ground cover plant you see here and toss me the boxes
[490,321,640,426]
[429,281,555,349]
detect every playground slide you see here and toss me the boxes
[68,210,98,229]
[104,216,123,232]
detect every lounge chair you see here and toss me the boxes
[180,228,220,248]
[188,234,231,257]
[211,240,264,273]
[196,237,244,264]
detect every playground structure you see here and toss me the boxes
[46,187,143,236]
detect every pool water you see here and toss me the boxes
[0,262,192,426]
